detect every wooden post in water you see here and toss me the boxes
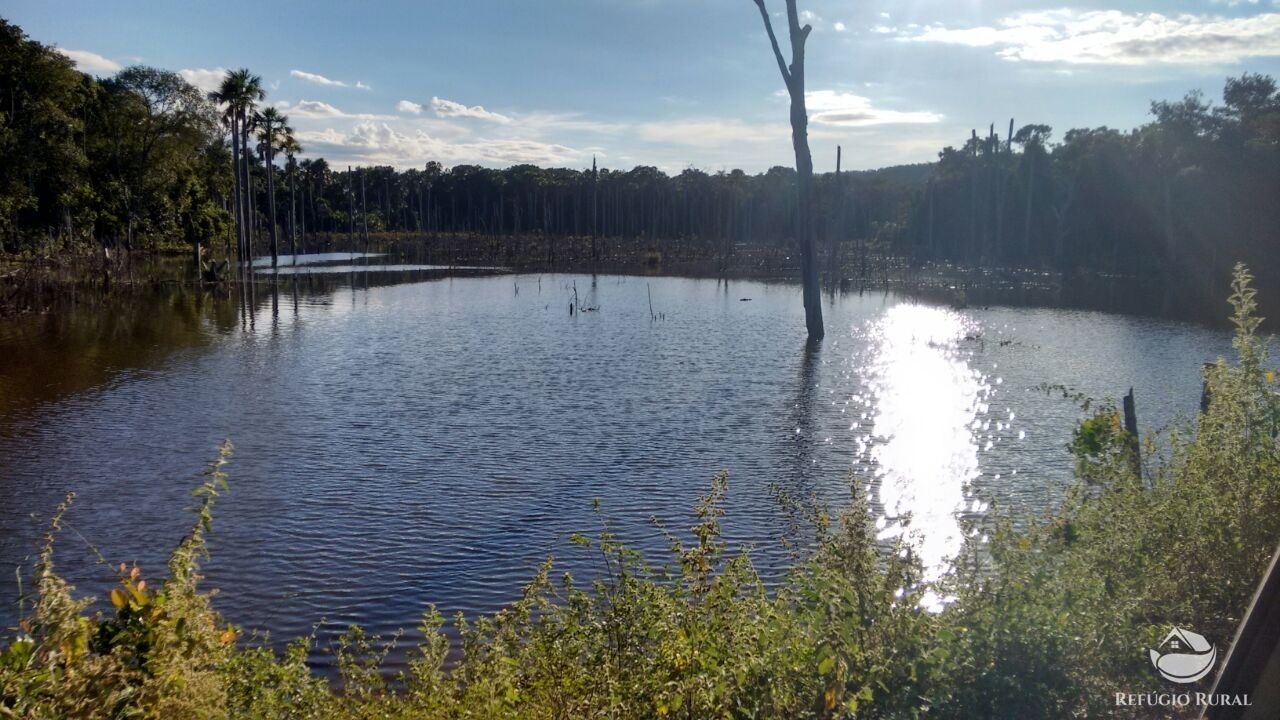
[1123,387,1140,473]
[1201,362,1216,413]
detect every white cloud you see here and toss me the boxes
[56,48,120,75]
[356,81,371,90]
[295,121,584,168]
[903,9,1280,65]
[397,100,424,115]
[289,100,396,121]
[430,96,511,123]
[178,67,228,94]
[834,21,847,32]
[295,100,343,116]
[290,69,363,88]
[785,90,944,126]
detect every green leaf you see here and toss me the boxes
[818,655,835,675]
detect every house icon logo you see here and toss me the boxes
[1149,627,1216,683]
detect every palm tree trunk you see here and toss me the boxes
[241,113,254,260]
[230,120,244,265]
[289,161,297,258]
[266,142,278,267]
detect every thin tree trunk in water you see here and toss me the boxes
[592,156,599,262]
[753,0,823,340]
[1024,151,1035,260]
[230,120,244,265]
[348,167,355,249]
[927,179,935,257]
[289,161,297,258]
[829,145,842,283]
[969,129,978,259]
[361,169,369,252]
[303,179,311,252]
[265,117,278,268]
[249,173,258,260]
[241,113,254,262]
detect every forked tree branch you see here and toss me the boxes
[752,0,792,89]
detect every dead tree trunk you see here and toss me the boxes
[753,0,823,341]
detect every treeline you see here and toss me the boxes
[907,74,1280,302]
[291,160,919,264]
[4,12,1278,296]
[0,20,231,259]
[0,16,915,268]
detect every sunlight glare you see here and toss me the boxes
[865,304,989,604]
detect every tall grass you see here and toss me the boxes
[2,264,1277,718]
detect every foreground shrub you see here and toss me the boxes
[930,263,1280,717]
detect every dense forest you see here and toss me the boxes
[908,78,1280,312]
[2,15,1278,299]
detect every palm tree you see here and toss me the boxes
[242,108,262,259]
[207,69,264,267]
[255,106,290,267]
[281,129,302,259]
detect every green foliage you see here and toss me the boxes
[0,441,237,718]
[909,74,1280,322]
[929,263,1280,717]
[2,268,1278,718]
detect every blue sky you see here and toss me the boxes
[9,0,1280,173]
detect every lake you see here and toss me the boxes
[0,263,1233,664]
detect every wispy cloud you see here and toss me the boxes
[290,69,369,89]
[397,100,424,115]
[178,67,227,94]
[636,119,788,148]
[518,112,627,135]
[430,97,511,123]
[901,9,1280,65]
[290,99,396,121]
[56,48,120,75]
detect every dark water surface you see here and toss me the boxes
[0,268,1231,662]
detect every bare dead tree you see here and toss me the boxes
[751,0,823,340]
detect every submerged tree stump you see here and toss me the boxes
[1123,387,1140,473]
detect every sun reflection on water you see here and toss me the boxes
[863,304,991,603]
